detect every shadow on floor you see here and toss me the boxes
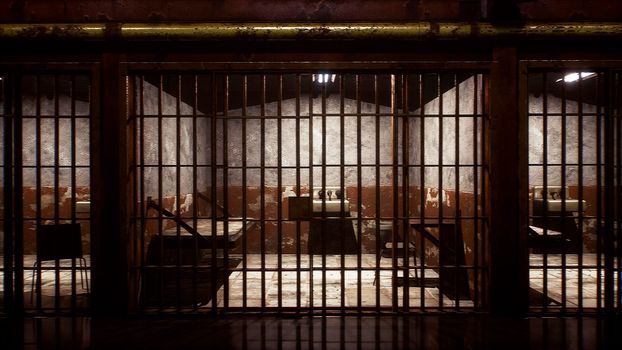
[2,314,622,350]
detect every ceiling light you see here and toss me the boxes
[556,72,596,83]
[312,73,336,84]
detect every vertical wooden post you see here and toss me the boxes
[91,54,128,314]
[489,47,529,314]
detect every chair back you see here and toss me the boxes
[37,223,83,261]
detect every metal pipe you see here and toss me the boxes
[2,22,622,41]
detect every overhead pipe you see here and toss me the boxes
[0,22,621,41]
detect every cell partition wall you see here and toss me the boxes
[525,67,622,313]
[1,69,93,313]
[127,67,489,313]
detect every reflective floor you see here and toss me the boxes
[1,315,622,350]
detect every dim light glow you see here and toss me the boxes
[312,73,336,84]
[556,72,596,83]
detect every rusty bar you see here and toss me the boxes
[35,74,42,310]
[419,73,426,310]
[191,74,199,310]
[321,73,327,313]
[454,73,460,311]
[175,74,182,310]
[561,71,568,312]
[157,74,164,310]
[401,74,410,311]
[4,22,622,41]
[53,75,61,311]
[308,74,314,312]
[616,71,622,312]
[223,75,230,310]
[242,74,248,309]
[577,73,585,311]
[374,74,381,311]
[391,73,398,312]
[339,74,345,312]
[438,73,444,310]
[277,74,283,311]
[260,74,266,311]
[596,72,603,311]
[2,72,15,313]
[542,72,550,311]
[473,74,483,308]
[210,73,218,313]
[138,75,146,312]
[295,74,301,311]
[604,70,615,312]
[356,74,362,309]
[69,74,77,311]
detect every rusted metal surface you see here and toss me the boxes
[1,22,622,41]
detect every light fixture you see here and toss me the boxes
[556,72,596,83]
[312,73,336,84]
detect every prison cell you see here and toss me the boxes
[127,70,489,313]
[1,71,92,313]
[526,69,622,312]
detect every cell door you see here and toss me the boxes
[127,68,488,314]
[525,67,622,313]
[1,69,93,314]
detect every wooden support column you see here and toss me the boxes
[488,47,529,314]
[91,54,128,314]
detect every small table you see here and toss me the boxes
[409,219,471,301]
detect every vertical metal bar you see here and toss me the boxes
[308,74,314,312]
[70,74,78,311]
[596,72,603,311]
[53,75,61,311]
[402,74,410,311]
[260,74,266,311]
[604,70,615,312]
[175,74,183,310]
[242,75,248,309]
[3,73,15,313]
[223,75,230,310]
[481,73,489,308]
[419,73,426,310]
[14,73,24,313]
[561,73,568,312]
[35,74,42,310]
[615,71,622,312]
[339,74,345,312]
[542,72,549,311]
[191,74,199,310]
[473,73,480,308]
[295,74,301,311]
[577,73,585,311]
[374,74,381,311]
[356,74,362,309]
[138,75,146,312]
[454,73,461,311]
[391,74,399,312]
[321,73,327,313]
[157,74,164,310]
[438,73,444,310]
[210,73,218,313]
[277,74,283,311]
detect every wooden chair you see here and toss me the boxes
[30,223,89,302]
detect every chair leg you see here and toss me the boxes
[30,261,39,304]
[79,258,89,292]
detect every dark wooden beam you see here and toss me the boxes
[488,47,529,314]
[90,53,128,314]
